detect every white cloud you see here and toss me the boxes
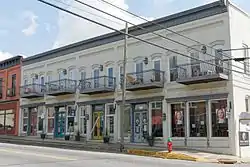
[53,0,151,48]
[0,51,14,61]
[22,11,39,36]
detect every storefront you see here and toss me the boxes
[20,103,45,136]
[45,102,76,138]
[117,97,164,144]
[166,93,229,151]
[77,99,117,141]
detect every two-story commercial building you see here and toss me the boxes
[20,0,250,157]
[0,56,22,136]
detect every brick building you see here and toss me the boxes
[0,56,22,135]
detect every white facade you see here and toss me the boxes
[19,0,250,157]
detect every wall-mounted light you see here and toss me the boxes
[63,69,67,75]
[143,57,148,65]
[162,113,166,121]
[99,65,104,71]
[201,45,207,54]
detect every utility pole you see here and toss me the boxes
[120,22,128,152]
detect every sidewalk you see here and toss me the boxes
[0,135,249,164]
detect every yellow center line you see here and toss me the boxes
[0,148,77,161]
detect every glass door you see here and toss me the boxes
[92,111,103,140]
[133,111,148,143]
[55,111,66,138]
[29,108,37,136]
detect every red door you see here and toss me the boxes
[30,110,37,136]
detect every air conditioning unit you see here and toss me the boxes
[189,102,197,108]
[7,89,13,97]
[24,88,30,94]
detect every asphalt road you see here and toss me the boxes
[0,143,247,167]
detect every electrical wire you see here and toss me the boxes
[97,0,248,68]
[38,0,244,75]
[73,0,245,72]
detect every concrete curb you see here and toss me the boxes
[126,149,240,164]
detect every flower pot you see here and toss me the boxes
[103,136,110,143]
[65,135,70,140]
[75,135,81,141]
[147,136,155,147]
[40,133,46,140]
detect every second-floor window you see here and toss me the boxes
[12,74,16,96]
[136,62,143,80]
[93,69,99,88]
[40,76,45,85]
[68,69,76,80]
[154,60,161,81]
[190,52,201,77]
[107,67,113,87]
[0,78,2,98]
[169,56,177,81]
[80,70,86,80]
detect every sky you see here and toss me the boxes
[0,0,250,61]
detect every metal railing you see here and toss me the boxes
[125,69,165,87]
[20,84,45,96]
[79,76,116,91]
[174,59,229,80]
[46,79,77,93]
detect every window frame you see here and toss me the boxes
[150,101,163,138]
[188,100,207,138]
[169,55,178,82]
[210,98,228,138]
[170,102,186,138]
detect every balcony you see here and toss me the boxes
[126,69,165,91]
[46,79,77,96]
[20,84,45,99]
[6,88,16,97]
[175,59,229,85]
[79,76,116,95]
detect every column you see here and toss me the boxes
[207,100,212,147]
[86,105,92,140]
[148,102,152,136]
[185,101,189,146]
[163,100,169,143]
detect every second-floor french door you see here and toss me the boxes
[94,69,99,88]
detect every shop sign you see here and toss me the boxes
[239,131,249,147]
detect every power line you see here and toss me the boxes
[73,0,245,72]
[38,0,244,75]
[98,0,247,67]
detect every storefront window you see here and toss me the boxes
[47,107,55,133]
[67,106,75,133]
[5,110,14,130]
[80,106,87,135]
[0,110,14,132]
[23,109,28,132]
[123,105,131,138]
[189,101,207,137]
[106,105,115,135]
[211,99,228,137]
[38,106,44,131]
[171,103,185,137]
[151,102,163,137]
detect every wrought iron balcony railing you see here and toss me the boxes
[20,84,45,98]
[46,79,77,96]
[79,76,116,95]
[125,69,165,91]
[174,59,229,85]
